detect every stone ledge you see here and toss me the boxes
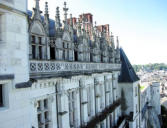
[0,74,14,80]
[15,80,32,89]
[29,60,121,78]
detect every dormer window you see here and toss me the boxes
[30,35,45,60]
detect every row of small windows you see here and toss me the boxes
[30,35,113,63]
[35,82,112,128]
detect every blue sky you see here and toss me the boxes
[28,0,167,64]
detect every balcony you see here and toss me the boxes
[81,98,121,128]
[29,60,121,78]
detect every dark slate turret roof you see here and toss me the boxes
[119,48,139,83]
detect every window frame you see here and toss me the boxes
[37,98,51,128]
[0,81,10,110]
[30,34,45,60]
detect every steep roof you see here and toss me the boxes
[118,48,139,83]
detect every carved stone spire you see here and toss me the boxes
[77,19,82,36]
[55,7,61,29]
[86,24,89,36]
[55,7,62,37]
[33,0,42,20]
[63,2,69,31]
[94,21,98,35]
[116,36,119,49]
[35,0,40,10]
[70,14,73,27]
[82,14,86,36]
[45,2,49,15]
[110,32,115,49]
[44,2,49,36]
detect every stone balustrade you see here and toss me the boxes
[29,60,121,76]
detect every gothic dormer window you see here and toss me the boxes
[30,33,46,60]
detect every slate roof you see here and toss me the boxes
[118,48,139,83]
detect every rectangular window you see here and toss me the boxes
[45,124,49,128]
[136,104,138,113]
[32,45,36,59]
[87,87,92,116]
[44,111,49,120]
[38,114,42,124]
[39,46,42,59]
[69,91,75,127]
[37,99,51,128]
[38,37,42,44]
[37,101,41,111]
[135,87,138,96]
[136,119,138,128]
[0,85,3,107]
[44,99,48,109]
[31,35,35,44]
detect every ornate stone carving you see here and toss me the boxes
[30,60,121,75]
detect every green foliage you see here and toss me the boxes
[140,85,145,90]
[133,63,167,72]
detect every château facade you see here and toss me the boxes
[0,0,161,128]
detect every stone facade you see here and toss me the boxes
[139,82,161,128]
[0,0,160,128]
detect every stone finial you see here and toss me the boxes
[33,0,42,20]
[82,14,86,29]
[77,19,82,36]
[44,1,49,36]
[35,0,40,10]
[116,36,119,49]
[55,7,61,29]
[45,2,48,15]
[95,21,97,27]
[86,24,89,34]
[70,14,73,27]
[82,14,86,36]
[111,33,115,49]
[63,1,69,29]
